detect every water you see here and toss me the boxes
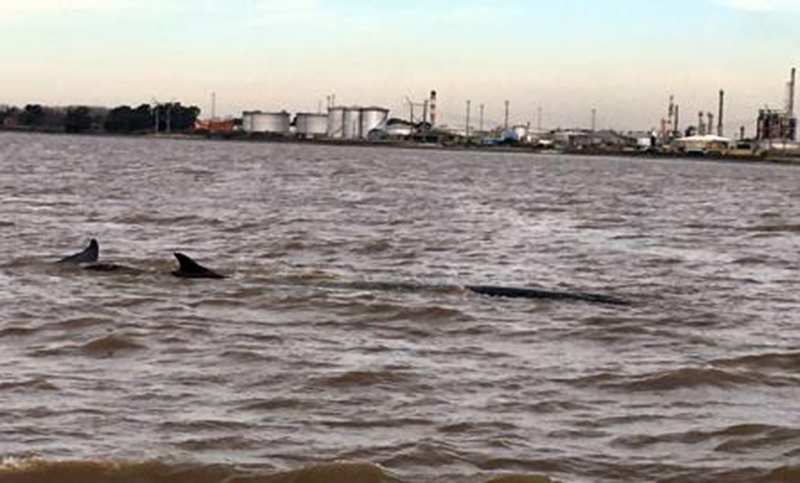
[1,132,799,483]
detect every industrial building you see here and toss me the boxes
[674,134,732,155]
[757,109,796,142]
[756,68,797,144]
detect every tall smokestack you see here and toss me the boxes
[790,68,796,117]
[430,91,438,128]
[674,104,680,136]
[718,90,725,137]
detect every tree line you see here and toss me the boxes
[0,102,201,134]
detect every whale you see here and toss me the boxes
[56,239,143,274]
[464,285,629,306]
[55,240,627,305]
[172,252,226,279]
[55,240,223,278]
[57,238,99,264]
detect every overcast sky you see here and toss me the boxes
[1,0,798,132]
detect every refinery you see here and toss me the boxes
[189,68,799,161]
[3,68,798,162]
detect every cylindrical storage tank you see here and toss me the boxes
[327,106,346,138]
[242,111,256,133]
[360,107,389,139]
[244,111,290,134]
[343,107,362,139]
[295,113,329,138]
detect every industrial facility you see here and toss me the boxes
[185,69,800,160]
[756,67,797,146]
[646,68,798,156]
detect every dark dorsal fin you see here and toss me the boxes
[172,253,226,279]
[58,239,99,264]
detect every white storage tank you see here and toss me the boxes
[360,107,389,139]
[326,105,391,140]
[295,113,328,138]
[343,107,362,140]
[327,106,346,139]
[242,111,291,134]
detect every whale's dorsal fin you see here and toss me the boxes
[172,253,226,279]
[58,239,99,264]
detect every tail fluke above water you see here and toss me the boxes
[57,239,99,264]
[465,285,630,306]
[172,253,226,279]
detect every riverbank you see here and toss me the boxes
[3,126,800,167]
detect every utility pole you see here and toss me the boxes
[537,106,543,131]
[668,95,675,132]
[466,100,472,140]
[429,90,438,128]
[406,97,416,123]
[166,102,173,134]
[479,104,485,132]
[152,98,160,134]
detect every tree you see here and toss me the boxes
[0,106,19,127]
[65,106,93,133]
[154,102,201,132]
[18,104,46,127]
[104,104,152,133]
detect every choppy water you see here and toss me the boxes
[1,132,799,483]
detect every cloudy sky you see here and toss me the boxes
[1,0,798,132]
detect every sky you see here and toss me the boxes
[1,0,799,132]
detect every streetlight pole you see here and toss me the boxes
[466,100,472,140]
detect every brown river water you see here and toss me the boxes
[0,132,799,483]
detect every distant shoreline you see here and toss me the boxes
[3,127,800,167]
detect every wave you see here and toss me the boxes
[484,475,557,483]
[81,334,145,356]
[0,459,402,483]
[109,213,224,227]
[621,367,772,391]
[653,465,800,483]
[744,223,800,233]
[313,369,414,389]
[564,366,799,392]
[49,317,114,331]
[0,378,58,392]
[714,351,800,371]
[612,423,800,452]
[0,326,38,338]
